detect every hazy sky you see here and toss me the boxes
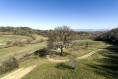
[0,0,118,30]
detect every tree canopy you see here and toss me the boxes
[47,26,73,56]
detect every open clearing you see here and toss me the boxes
[0,35,32,48]
[1,49,103,79]
[0,34,117,79]
[0,35,47,62]
[22,45,118,79]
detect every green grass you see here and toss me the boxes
[19,56,49,68]
[69,40,107,55]
[31,35,48,44]
[22,46,118,79]
[52,40,107,60]
[0,35,31,44]
[0,42,47,61]
[1,38,117,79]
[0,34,48,78]
[0,35,32,48]
[0,34,47,62]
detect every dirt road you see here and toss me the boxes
[47,49,103,62]
[1,65,36,79]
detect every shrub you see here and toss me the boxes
[30,35,36,40]
[39,39,44,43]
[0,56,19,74]
[12,41,25,47]
[84,41,89,49]
[18,53,33,62]
[55,55,78,70]
[26,38,33,44]
[56,62,75,69]
[5,38,32,48]
[68,55,78,69]
[6,40,13,47]
[34,48,49,57]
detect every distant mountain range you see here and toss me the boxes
[74,29,110,32]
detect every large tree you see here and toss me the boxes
[47,26,73,56]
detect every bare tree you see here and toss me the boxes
[47,26,73,56]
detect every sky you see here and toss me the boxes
[0,0,118,30]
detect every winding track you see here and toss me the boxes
[47,49,103,62]
[1,49,103,79]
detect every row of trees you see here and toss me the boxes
[0,26,35,36]
[6,39,32,47]
[71,32,99,40]
[95,27,118,44]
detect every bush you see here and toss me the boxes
[5,38,32,48]
[26,38,33,44]
[56,62,75,69]
[68,55,78,69]
[39,39,44,43]
[18,53,33,62]
[0,56,19,74]
[6,40,13,47]
[30,35,36,40]
[34,48,49,57]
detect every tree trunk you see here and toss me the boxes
[60,45,63,56]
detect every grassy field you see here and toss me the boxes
[52,40,107,60]
[0,36,117,79]
[0,35,32,48]
[0,35,47,62]
[31,35,47,44]
[0,42,47,61]
[0,35,31,44]
[22,44,118,79]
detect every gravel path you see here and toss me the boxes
[1,65,36,79]
[47,49,103,62]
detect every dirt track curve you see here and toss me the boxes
[1,49,103,79]
[47,49,103,62]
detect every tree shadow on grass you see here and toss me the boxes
[34,48,70,58]
[34,48,49,57]
[86,45,118,79]
[52,51,71,57]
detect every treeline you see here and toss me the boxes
[95,27,118,44]
[0,26,101,40]
[0,26,50,37]
[38,30,98,40]
[72,32,99,40]
[0,26,36,36]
